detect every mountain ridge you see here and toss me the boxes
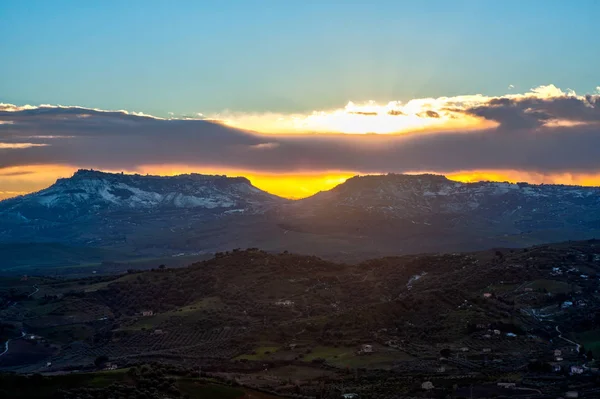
[0,169,285,215]
[2,169,600,263]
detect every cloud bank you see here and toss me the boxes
[2,84,600,196]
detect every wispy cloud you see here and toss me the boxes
[0,142,49,149]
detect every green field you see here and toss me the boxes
[235,345,281,360]
[529,279,577,294]
[177,379,245,399]
[301,345,411,369]
[0,243,134,271]
[0,369,279,399]
[572,329,600,358]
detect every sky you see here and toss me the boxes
[1,1,600,199]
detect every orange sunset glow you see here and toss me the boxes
[4,164,600,201]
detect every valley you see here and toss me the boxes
[2,241,600,397]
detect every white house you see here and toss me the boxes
[421,381,434,390]
[497,382,516,389]
[570,365,584,375]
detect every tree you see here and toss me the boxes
[94,355,109,368]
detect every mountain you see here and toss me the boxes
[0,169,282,218]
[0,170,286,250]
[277,173,600,252]
[2,171,600,267]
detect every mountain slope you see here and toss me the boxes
[0,170,287,249]
[277,173,600,252]
[3,240,600,395]
[2,171,600,261]
[0,169,282,220]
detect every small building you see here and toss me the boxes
[497,382,516,389]
[104,362,118,370]
[483,334,491,339]
[483,293,492,298]
[482,348,492,353]
[562,301,573,309]
[493,329,501,335]
[565,391,579,398]
[421,381,434,390]
[141,310,154,316]
[46,362,52,367]
[359,344,374,354]
[460,347,469,352]
[341,394,358,399]
[524,287,534,292]
[554,349,562,357]
[274,300,294,306]
[154,329,163,335]
[555,357,564,362]
[570,365,584,375]
[552,364,562,372]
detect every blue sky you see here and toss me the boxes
[1,0,599,117]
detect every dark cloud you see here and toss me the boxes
[463,95,600,129]
[1,98,600,175]
[349,111,378,116]
[417,110,441,118]
[0,170,35,177]
[387,110,405,116]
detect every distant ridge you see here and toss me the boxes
[1,170,600,261]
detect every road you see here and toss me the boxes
[28,285,39,298]
[0,331,26,358]
[555,325,581,352]
[0,284,37,359]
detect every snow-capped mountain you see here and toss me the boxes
[0,170,287,247]
[0,169,283,221]
[277,174,600,251]
[297,173,600,218]
[2,171,600,259]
